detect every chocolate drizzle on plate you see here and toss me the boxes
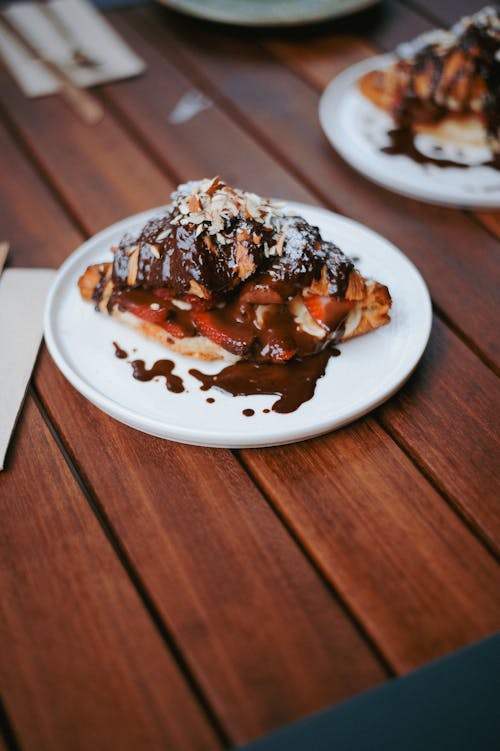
[131,359,184,393]
[190,347,339,414]
[382,127,500,170]
[113,341,128,359]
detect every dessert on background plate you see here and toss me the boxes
[359,6,500,161]
[318,7,500,208]
[79,177,391,365]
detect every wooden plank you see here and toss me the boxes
[36,350,387,740]
[34,5,498,680]
[0,397,221,751]
[0,125,81,268]
[0,97,387,743]
[475,212,500,239]
[103,9,500,551]
[378,317,500,553]
[0,71,174,230]
[346,0,433,49]
[398,0,493,27]
[240,416,500,673]
[100,21,314,205]
[124,6,500,369]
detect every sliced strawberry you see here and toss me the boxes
[126,301,168,325]
[193,310,255,356]
[303,294,353,330]
[153,288,175,301]
[182,294,211,311]
[238,280,283,304]
[259,335,297,362]
[154,288,211,311]
[161,319,187,339]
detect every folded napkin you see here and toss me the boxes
[0,0,145,98]
[0,268,55,470]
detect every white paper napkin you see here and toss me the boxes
[0,0,145,97]
[0,268,55,470]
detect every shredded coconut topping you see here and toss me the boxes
[168,176,286,251]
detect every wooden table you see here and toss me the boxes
[1,1,499,749]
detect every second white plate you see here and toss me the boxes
[319,55,500,209]
[44,202,431,448]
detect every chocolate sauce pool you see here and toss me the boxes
[116,343,340,413]
[190,348,339,414]
[382,127,500,170]
[131,359,184,393]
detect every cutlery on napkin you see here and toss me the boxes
[0,251,55,471]
[0,0,145,108]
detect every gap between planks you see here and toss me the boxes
[30,384,233,749]
[0,696,22,751]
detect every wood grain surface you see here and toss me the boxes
[1,1,499,749]
[129,6,499,369]
[0,78,387,745]
[0,397,220,751]
[106,10,500,549]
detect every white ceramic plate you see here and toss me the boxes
[44,202,431,448]
[319,55,500,209]
[155,0,379,26]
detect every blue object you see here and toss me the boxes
[239,633,500,751]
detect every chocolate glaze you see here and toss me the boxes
[112,211,352,304]
[190,347,339,413]
[131,359,184,393]
[382,126,500,170]
[113,341,128,359]
[265,218,353,298]
[112,208,275,297]
[242,408,255,417]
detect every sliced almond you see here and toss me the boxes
[189,280,210,299]
[189,194,201,212]
[275,233,285,256]
[203,235,216,253]
[99,279,114,312]
[156,228,171,242]
[150,244,160,259]
[206,176,221,196]
[127,246,140,286]
[235,243,256,279]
